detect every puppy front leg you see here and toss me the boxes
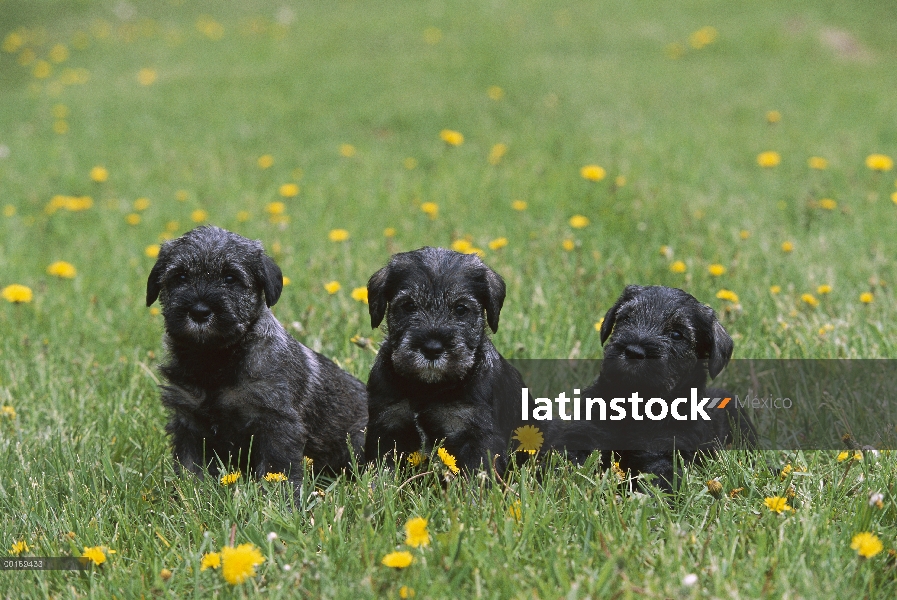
[252,422,308,499]
[167,418,207,478]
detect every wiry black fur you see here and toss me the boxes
[365,247,526,473]
[547,285,755,491]
[146,226,367,496]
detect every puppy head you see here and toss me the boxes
[146,226,282,347]
[367,246,506,385]
[599,285,733,391]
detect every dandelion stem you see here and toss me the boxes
[395,470,434,493]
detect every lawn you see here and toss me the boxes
[1,0,897,596]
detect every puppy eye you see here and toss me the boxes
[400,299,416,312]
[669,330,684,341]
[453,304,469,317]
[177,273,188,282]
[223,275,236,284]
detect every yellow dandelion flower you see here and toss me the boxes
[594,318,604,332]
[740,230,751,240]
[2,32,24,53]
[263,472,287,483]
[324,281,341,294]
[53,120,68,134]
[665,43,685,59]
[132,197,150,211]
[328,229,350,242]
[149,307,160,316]
[236,210,250,222]
[780,464,793,480]
[381,551,413,569]
[220,543,264,584]
[384,227,396,237]
[351,287,368,304]
[757,151,781,168]
[266,202,286,216]
[1,405,16,419]
[339,144,356,157]
[47,261,76,279]
[10,540,29,555]
[257,154,274,169]
[615,175,627,187]
[423,26,442,45]
[126,213,141,226]
[403,157,418,170]
[82,546,107,566]
[801,293,818,307]
[450,239,473,253]
[512,425,544,454]
[670,260,687,274]
[3,205,15,217]
[279,183,299,197]
[404,517,430,548]
[716,289,739,303]
[562,239,575,252]
[282,276,291,286]
[707,264,726,277]
[191,209,208,223]
[851,532,883,558]
[808,156,828,170]
[90,166,108,182]
[437,447,460,474]
[33,60,51,79]
[819,198,837,210]
[866,154,893,172]
[137,68,157,86]
[2,284,33,303]
[407,451,425,467]
[706,480,724,498]
[860,292,874,304]
[580,165,606,182]
[770,285,781,295]
[487,85,504,100]
[420,202,438,219]
[488,143,507,165]
[220,471,241,486]
[891,191,897,204]
[508,500,522,522]
[439,129,464,146]
[175,190,189,202]
[854,451,863,461]
[399,585,416,598]
[304,456,314,467]
[511,200,528,211]
[160,568,172,581]
[781,241,794,253]
[488,237,508,250]
[689,26,718,49]
[766,110,781,123]
[817,284,832,295]
[763,496,793,513]
[569,215,590,229]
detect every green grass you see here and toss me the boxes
[2,0,897,596]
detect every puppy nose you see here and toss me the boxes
[189,302,213,322]
[420,338,445,360]
[624,344,646,359]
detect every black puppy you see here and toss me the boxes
[364,247,526,473]
[146,226,367,495]
[547,285,754,491]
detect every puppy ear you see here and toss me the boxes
[146,245,169,306]
[480,266,506,333]
[367,265,391,329]
[258,253,283,307]
[708,318,734,379]
[600,285,644,344]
